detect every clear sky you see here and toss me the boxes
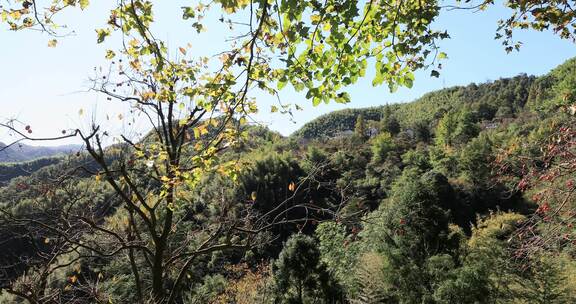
[0,1,574,146]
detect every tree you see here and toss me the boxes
[381,105,401,135]
[457,133,493,185]
[493,59,576,251]
[273,234,341,304]
[465,212,576,303]
[370,132,395,164]
[401,146,432,173]
[2,1,575,104]
[237,153,309,255]
[453,110,480,145]
[355,169,460,302]
[435,111,459,148]
[435,110,479,148]
[354,114,368,139]
[413,119,432,143]
[316,221,360,294]
[495,0,576,52]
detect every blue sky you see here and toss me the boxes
[0,1,574,146]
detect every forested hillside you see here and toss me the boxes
[1,57,576,303]
[0,157,62,186]
[0,142,80,163]
[294,73,540,140]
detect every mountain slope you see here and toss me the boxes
[0,142,81,163]
[290,58,576,140]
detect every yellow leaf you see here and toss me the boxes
[288,182,296,192]
[141,91,155,100]
[48,39,58,48]
[128,39,139,48]
[79,108,84,116]
[198,124,208,135]
[130,59,141,70]
[105,50,116,59]
[10,10,21,20]
[79,0,89,10]
[310,14,321,23]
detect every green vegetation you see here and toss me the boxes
[1,58,576,303]
[0,157,62,185]
[2,1,576,303]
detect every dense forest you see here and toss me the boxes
[1,57,576,303]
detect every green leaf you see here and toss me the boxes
[404,74,414,88]
[372,71,384,86]
[312,97,321,106]
[294,82,305,91]
[182,7,195,19]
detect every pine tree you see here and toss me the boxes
[381,105,401,135]
[355,114,367,139]
[274,234,342,304]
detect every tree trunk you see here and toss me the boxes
[151,241,166,302]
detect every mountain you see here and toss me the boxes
[0,142,81,163]
[0,156,70,186]
[292,57,576,139]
